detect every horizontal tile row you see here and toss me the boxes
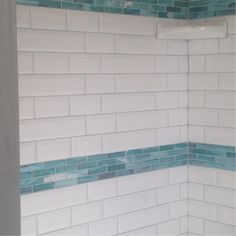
[18,52,189,74]
[16,0,189,19]
[16,0,235,20]
[189,142,236,171]
[20,142,188,194]
[20,142,236,195]
[17,28,189,55]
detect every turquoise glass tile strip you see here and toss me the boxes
[20,142,188,194]
[20,142,236,195]
[16,0,235,19]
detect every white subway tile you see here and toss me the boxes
[189,55,205,72]
[116,74,167,93]
[218,206,236,226]
[42,224,88,236]
[100,13,155,36]
[157,185,180,204]
[189,73,218,90]
[218,109,235,128]
[34,53,68,74]
[189,182,204,200]
[189,108,218,126]
[156,56,180,73]
[117,110,168,132]
[16,5,31,28]
[168,40,188,55]
[70,95,101,115]
[188,216,204,235]
[219,35,236,53]
[226,15,236,35]
[88,178,117,202]
[169,200,187,218]
[179,92,188,108]
[156,92,180,109]
[206,54,236,72]
[67,10,99,32]
[205,185,236,208]
[20,142,37,165]
[218,169,236,190]
[189,166,217,185]
[103,129,156,153]
[87,114,116,135]
[38,208,71,234]
[119,225,156,236]
[189,39,218,55]
[169,108,188,126]
[69,54,100,73]
[188,125,204,143]
[157,219,180,235]
[86,33,115,53]
[89,217,117,236]
[21,185,87,216]
[35,96,69,118]
[205,91,235,109]
[167,74,188,91]
[118,205,168,233]
[86,74,116,94]
[157,126,181,145]
[21,216,37,236]
[219,73,236,91]
[116,35,167,55]
[180,126,188,143]
[37,138,71,162]
[205,127,235,146]
[19,75,85,97]
[118,169,168,195]
[180,183,188,199]
[189,91,205,108]
[101,55,155,73]
[72,201,103,225]
[205,220,236,235]
[169,166,187,184]
[31,7,66,30]
[72,135,102,157]
[180,217,188,234]
[18,52,33,74]
[104,190,156,218]
[20,117,86,142]
[18,29,84,52]
[188,200,217,221]
[180,56,188,73]
[102,93,156,113]
[19,98,34,120]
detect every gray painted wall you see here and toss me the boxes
[0,0,21,234]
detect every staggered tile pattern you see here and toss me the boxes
[16,0,236,19]
[20,143,188,194]
[20,142,236,195]
[189,0,236,19]
[16,0,189,19]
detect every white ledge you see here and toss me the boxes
[157,18,227,40]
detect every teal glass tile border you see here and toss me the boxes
[16,0,235,19]
[189,142,236,171]
[20,143,188,194]
[20,142,236,195]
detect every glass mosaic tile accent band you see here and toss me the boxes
[16,0,236,19]
[20,143,188,194]
[20,142,236,195]
[189,142,236,171]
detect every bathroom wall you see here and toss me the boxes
[17,5,189,235]
[188,14,236,235]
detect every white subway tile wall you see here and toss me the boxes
[17,5,236,235]
[188,15,236,146]
[188,166,236,235]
